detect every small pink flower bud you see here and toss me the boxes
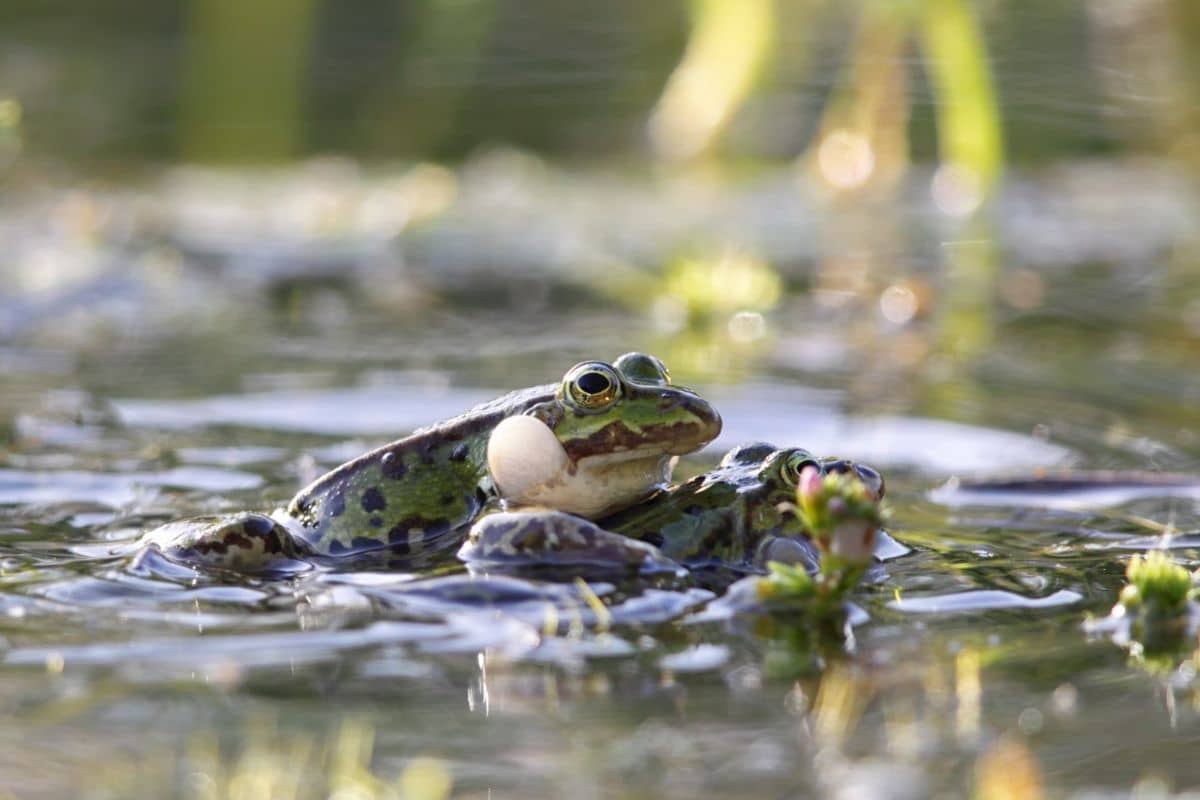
[798,466,823,501]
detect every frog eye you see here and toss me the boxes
[562,362,622,410]
[613,352,671,386]
[781,451,820,485]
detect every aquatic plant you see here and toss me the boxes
[1086,550,1199,665]
[649,0,775,162]
[757,467,886,614]
[651,0,1005,193]
[756,560,819,602]
[180,0,319,163]
[917,0,1004,193]
[796,466,884,567]
[658,251,782,323]
[1119,550,1194,617]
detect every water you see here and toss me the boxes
[6,0,1200,794]
[3,178,1200,797]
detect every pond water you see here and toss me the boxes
[3,158,1200,798]
[5,0,1200,794]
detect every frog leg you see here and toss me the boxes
[132,511,312,574]
[458,509,681,574]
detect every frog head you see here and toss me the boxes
[818,457,886,501]
[487,352,722,517]
[726,444,885,501]
[754,446,822,490]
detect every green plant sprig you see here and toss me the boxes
[1120,550,1195,617]
[757,467,888,615]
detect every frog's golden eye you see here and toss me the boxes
[563,363,622,410]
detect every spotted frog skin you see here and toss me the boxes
[458,442,885,574]
[136,353,721,570]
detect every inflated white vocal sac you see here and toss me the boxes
[487,414,673,518]
[487,415,570,506]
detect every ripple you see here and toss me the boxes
[929,473,1200,510]
[889,588,1083,614]
[659,643,730,673]
[114,386,495,436]
[0,466,263,507]
[2,620,454,671]
[713,386,1074,473]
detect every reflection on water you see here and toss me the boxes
[5,1,1200,794]
[2,258,1200,795]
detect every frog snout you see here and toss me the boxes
[666,391,722,450]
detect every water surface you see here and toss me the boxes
[3,200,1200,798]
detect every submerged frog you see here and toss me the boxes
[136,353,722,571]
[458,442,885,577]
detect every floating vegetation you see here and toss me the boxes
[747,467,887,622]
[1121,551,1195,618]
[1086,551,1200,663]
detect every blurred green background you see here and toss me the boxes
[4,0,1200,434]
[1,0,1196,173]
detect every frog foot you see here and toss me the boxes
[131,512,312,574]
[458,509,681,574]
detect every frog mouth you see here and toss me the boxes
[488,416,686,518]
[576,443,683,464]
[560,409,723,462]
[534,448,674,518]
[571,446,676,478]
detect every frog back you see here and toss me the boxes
[598,470,745,561]
[598,449,803,565]
[284,384,554,557]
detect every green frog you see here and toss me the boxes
[458,442,885,577]
[135,353,722,571]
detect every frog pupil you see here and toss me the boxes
[577,371,611,395]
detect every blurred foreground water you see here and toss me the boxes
[2,154,1200,798]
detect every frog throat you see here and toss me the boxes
[487,414,676,518]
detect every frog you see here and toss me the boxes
[457,442,886,581]
[133,352,722,572]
